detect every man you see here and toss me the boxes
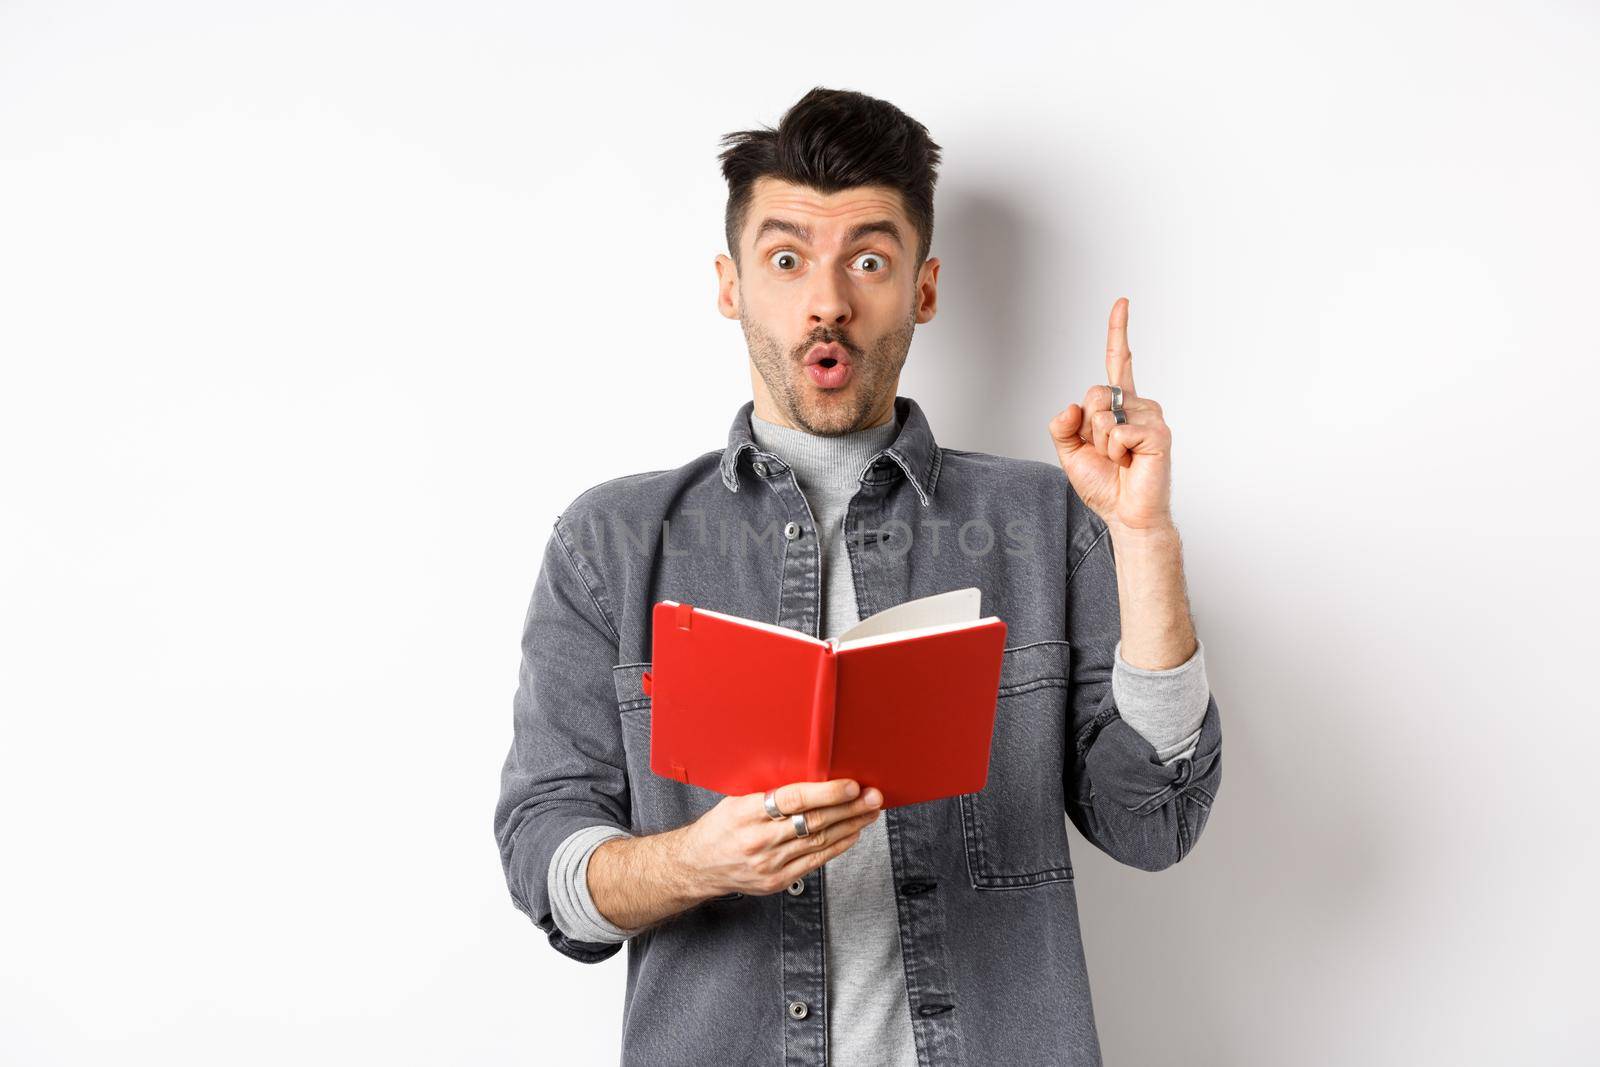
[494,86,1221,1066]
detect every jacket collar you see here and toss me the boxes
[719,394,942,506]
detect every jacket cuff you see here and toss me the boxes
[504,811,631,963]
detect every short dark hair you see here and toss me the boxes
[717,87,943,273]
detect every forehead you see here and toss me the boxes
[743,176,911,245]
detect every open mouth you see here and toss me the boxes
[804,343,853,389]
[804,342,851,367]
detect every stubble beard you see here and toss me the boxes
[741,301,916,437]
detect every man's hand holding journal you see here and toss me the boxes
[644,586,1008,808]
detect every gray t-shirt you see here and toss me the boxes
[746,410,918,1066]
[545,407,1210,1065]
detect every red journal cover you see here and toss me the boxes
[642,588,1007,808]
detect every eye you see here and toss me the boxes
[769,250,801,271]
[853,252,886,273]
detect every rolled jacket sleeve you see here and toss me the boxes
[493,516,637,963]
[1063,523,1223,873]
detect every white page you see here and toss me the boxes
[833,614,1000,652]
[832,586,981,647]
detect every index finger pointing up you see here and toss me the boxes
[1105,296,1137,398]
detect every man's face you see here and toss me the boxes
[716,177,940,435]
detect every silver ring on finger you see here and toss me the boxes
[764,790,786,820]
[1110,385,1128,424]
[791,812,811,838]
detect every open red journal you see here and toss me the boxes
[642,587,1007,809]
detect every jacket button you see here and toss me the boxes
[784,521,801,540]
[752,461,768,476]
[1172,757,1191,788]
[786,878,805,895]
[787,999,809,1020]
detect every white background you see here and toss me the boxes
[2,1,1596,1063]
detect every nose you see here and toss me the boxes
[806,264,852,329]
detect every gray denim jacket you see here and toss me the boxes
[493,395,1223,1066]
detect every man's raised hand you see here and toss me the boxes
[1047,297,1176,533]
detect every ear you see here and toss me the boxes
[915,256,940,323]
[715,253,740,320]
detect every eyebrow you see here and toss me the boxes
[752,217,905,249]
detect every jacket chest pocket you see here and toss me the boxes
[611,661,725,837]
[959,641,1075,890]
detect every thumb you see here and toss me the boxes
[1049,404,1086,456]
